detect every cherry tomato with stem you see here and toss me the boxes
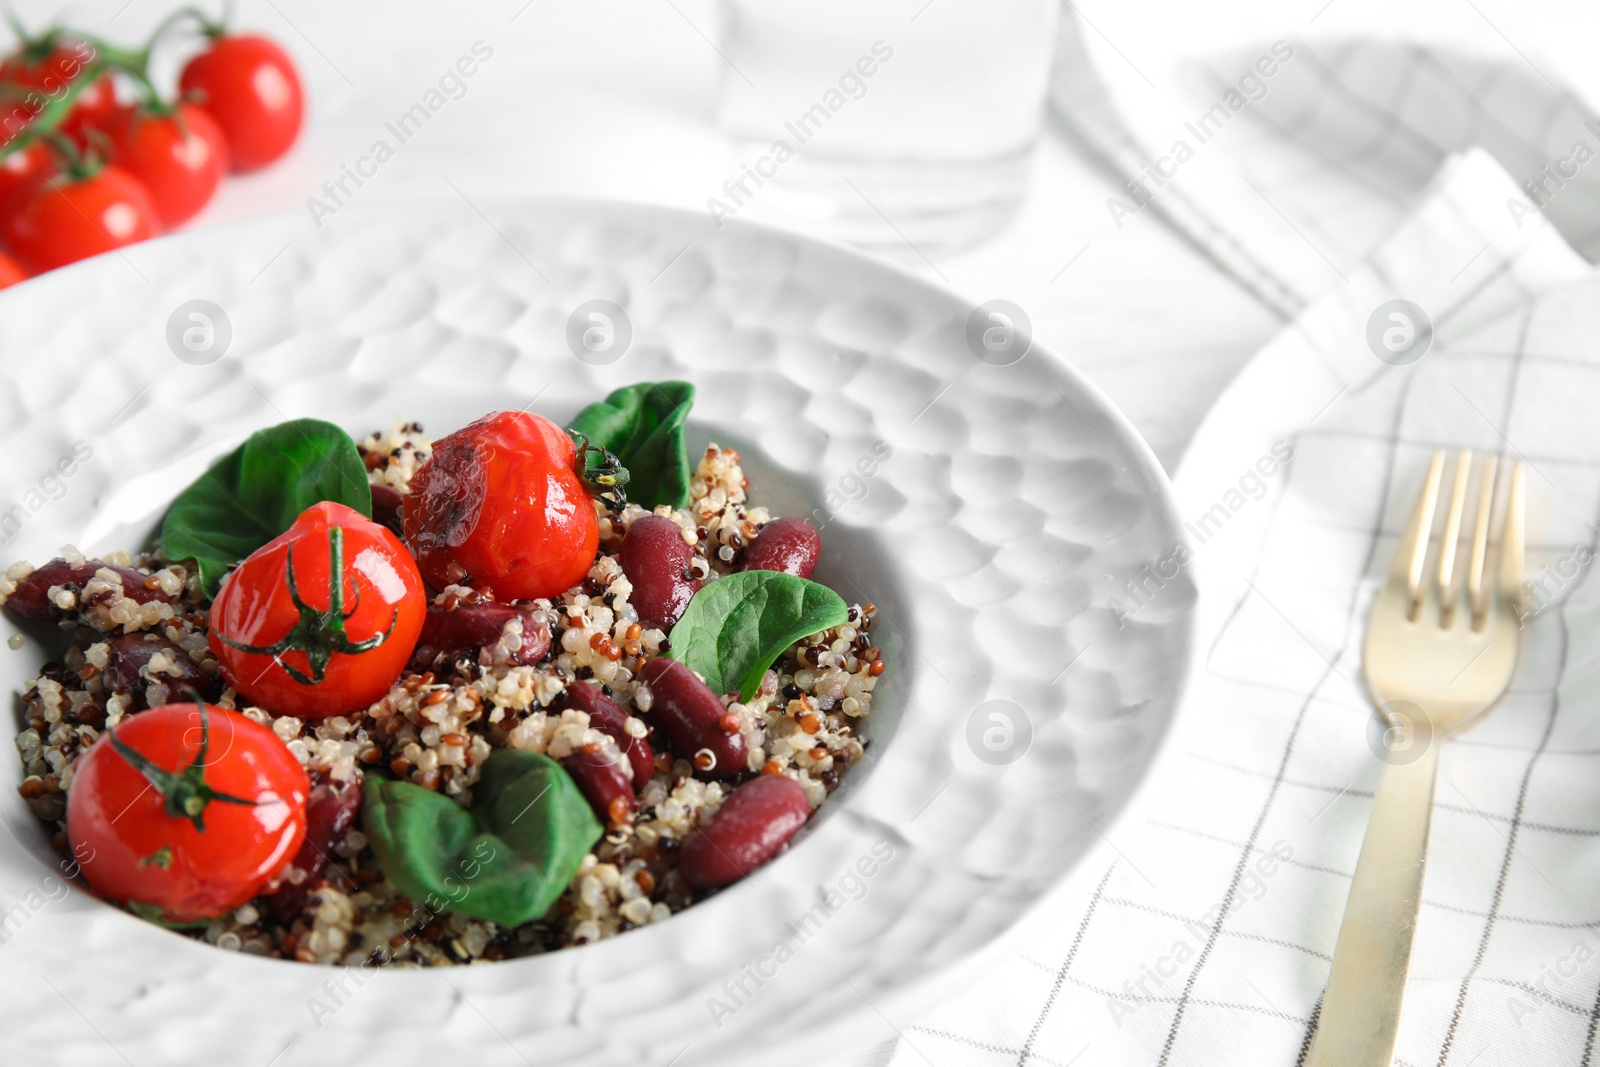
[106,103,227,227]
[209,502,426,718]
[0,38,118,146]
[179,34,303,172]
[0,137,57,209]
[0,156,158,274]
[66,702,310,923]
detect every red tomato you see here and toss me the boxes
[107,104,228,228]
[210,502,425,717]
[0,252,25,289]
[0,165,158,274]
[0,139,57,210]
[67,702,309,922]
[0,40,118,145]
[179,35,303,172]
[405,411,600,601]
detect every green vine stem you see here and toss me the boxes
[215,524,400,686]
[570,433,631,512]
[0,5,229,160]
[106,703,257,833]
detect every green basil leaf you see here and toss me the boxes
[665,570,849,701]
[567,381,695,509]
[160,418,371,599]
[361,749,602,927]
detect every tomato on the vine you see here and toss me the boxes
[209,502,425,718]
[67,702,309,922]
[179,34,303,172]
[0,39,117,145]
[405,411,601,601]
[0,165,158,273]
[107,103,227,227]
[0,252,25,290]
[0,139,56,209]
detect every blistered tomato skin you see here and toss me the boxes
[67,703,310,922]
[209,502,425,717]
[403,411,599,601]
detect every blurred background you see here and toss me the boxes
[9,0,1599,469]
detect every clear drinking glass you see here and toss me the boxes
[714,0,1060,259]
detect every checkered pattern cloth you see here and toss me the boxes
[883,82,1600,1067]
[1049,27,1600,318]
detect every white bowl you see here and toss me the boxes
[0,198,1193,1066]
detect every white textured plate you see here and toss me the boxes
[0,197,1192,1067]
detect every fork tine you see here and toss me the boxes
[1396,449,1445,618]
[1497,461,1526,609]
[1467,455,1498,624]
[1436,449,1472,623]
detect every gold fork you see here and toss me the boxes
[1308,448,1524,1067]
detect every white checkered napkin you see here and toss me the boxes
[1052,25,1600,319]
[882,151,1600,1066]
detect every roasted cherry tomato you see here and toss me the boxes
[67,702,309,922]
[106,104,227,227]
[209,501,425,718]
[0,139,56,210]
[404,411,600,601]
[0,165,158,274]
[179,34,303,172]
[0,39,117,145]
[0,252,25,290]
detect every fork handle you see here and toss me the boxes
[1308,742,1441,1067]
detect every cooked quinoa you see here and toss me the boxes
[5,425,882,967]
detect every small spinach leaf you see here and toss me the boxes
[567,381,695,509]
[665,570,849,700]
[361,749,601,927]
[160,419,371,599]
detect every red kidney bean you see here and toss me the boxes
[562,745,638,830]
[621,516,701,631]
[558,681,653,790]
[5,558,172,621]
[104,632,222,708]
[370,483,405,536]
[264,779,363,924]
[636,658,746,779]
[414,601,550,666]
[738,517,821,579]
[680,775,810,890]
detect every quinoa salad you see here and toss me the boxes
[4,381,884,967]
